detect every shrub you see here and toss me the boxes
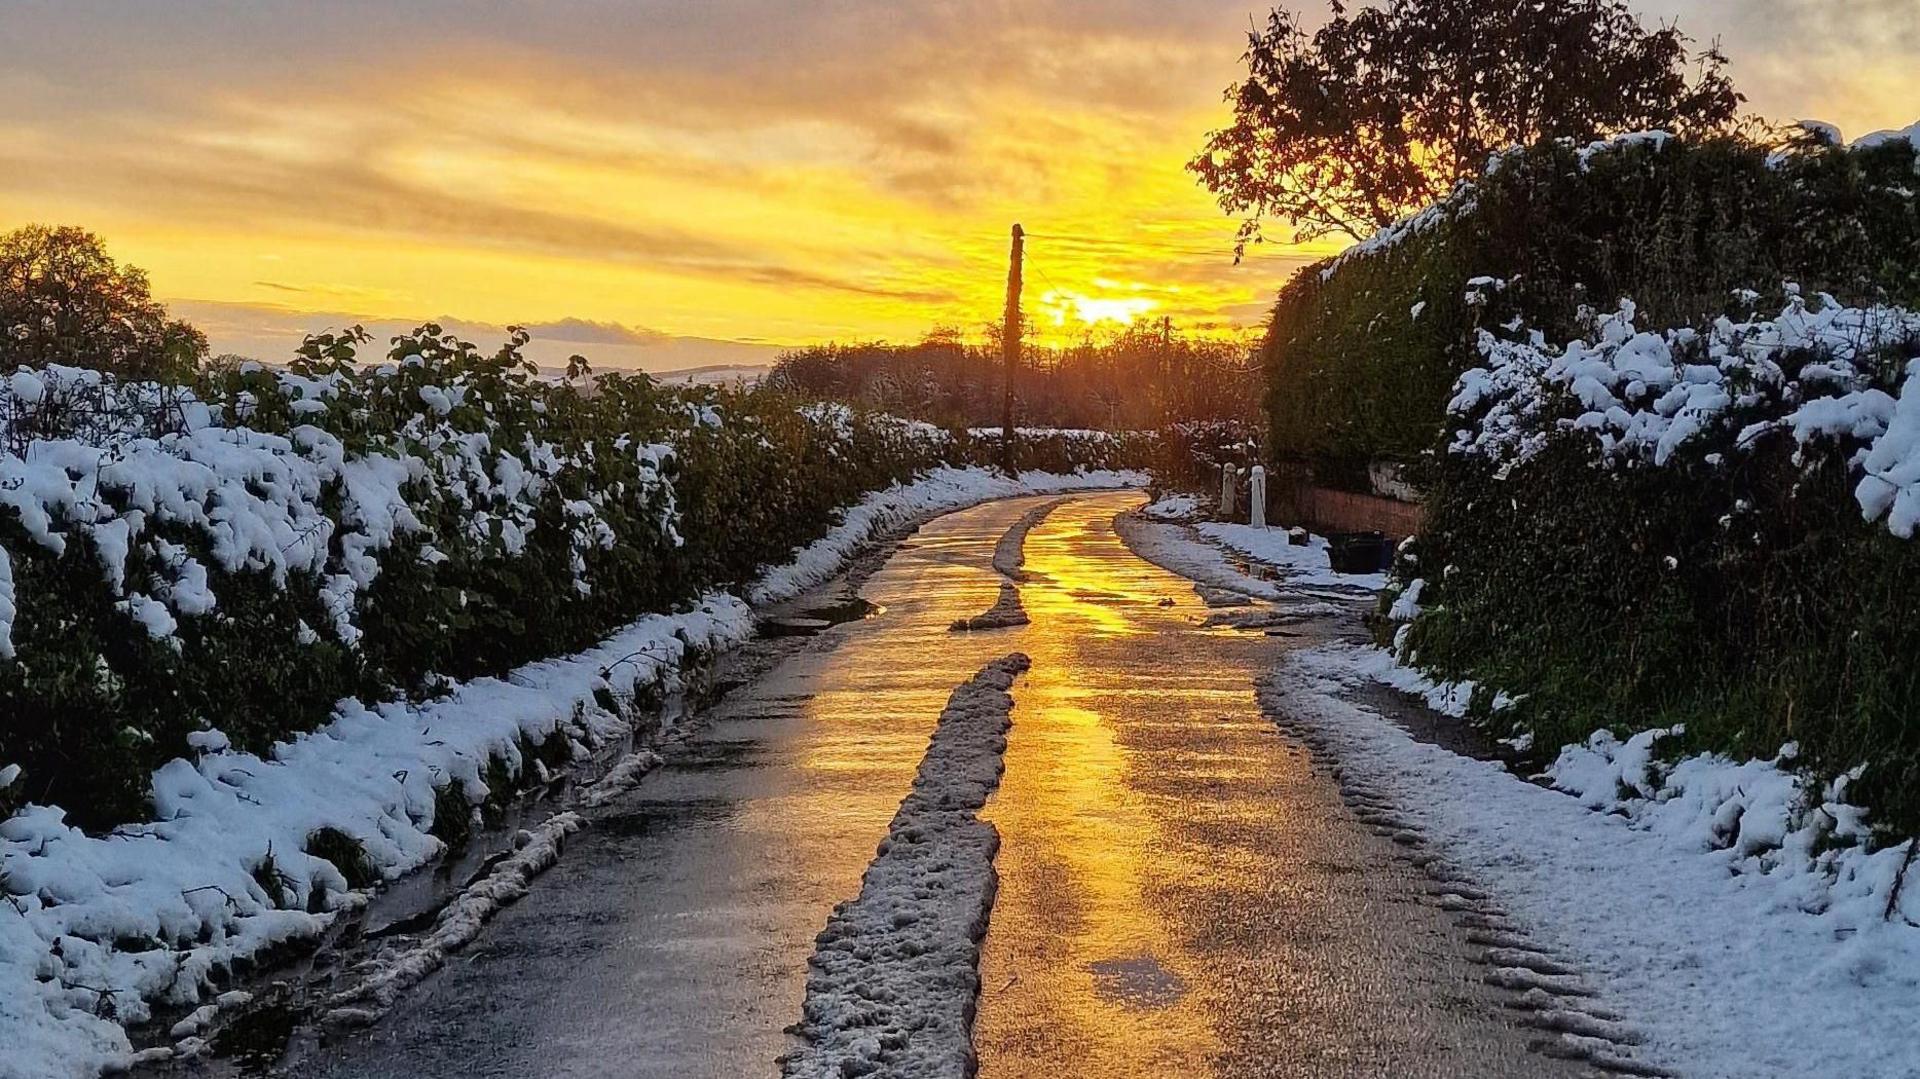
[0,325,1142,828]
[1262,129,1920,474]
[1398,294,1920,834]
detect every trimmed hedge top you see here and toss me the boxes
[1263,129,1920,472]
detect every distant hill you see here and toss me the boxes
[649,362,770,386]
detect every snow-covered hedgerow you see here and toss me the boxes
[1448,293,1920,490]
[1393,286,1920,841]
[1263,123,1920,465]
[2,463,1138,1078]
[0,322,1148,832]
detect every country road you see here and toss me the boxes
[215,492,1583,1078]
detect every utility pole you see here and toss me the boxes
[1001,223,1023,476]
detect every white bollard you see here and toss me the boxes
[1250,465,1267,529]
[1220,462,1236,518]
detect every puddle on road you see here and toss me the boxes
[756,596,882,637]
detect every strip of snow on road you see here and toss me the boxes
[322,811,586,1026]
[750,467,1143,605]
[3,466,1124,1079]
[783,653,1031,1079]
[990,497,1067,582]
[1261,644,1920,1079]
[951,497,1070,631]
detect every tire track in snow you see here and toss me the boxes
[950,497,1066,632]
[782,653,1031,1079]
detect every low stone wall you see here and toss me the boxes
[1268,480,1423,538]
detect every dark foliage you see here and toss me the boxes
[765,323,1260,432]
[1405,371,1920,837]
[0,225,208,380]
[1192,0,1742,247]
[1262,133,1920,472]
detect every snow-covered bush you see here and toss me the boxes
[0,324,1132,828]
[1262,125,1920,470]
[1397,290,1920,836]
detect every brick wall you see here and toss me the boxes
[1264,475,1424,538]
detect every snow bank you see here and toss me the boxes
[1112,514,1286,604]
[748,467,1144,605]
[1,594,750,1079]
[1,466,1103,1079]
[784,653,1030,1079]
[1195,521,1389,591]
[1263,644,1920,1078]
[1140,493,1201,521]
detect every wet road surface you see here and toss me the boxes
[285,492,1579,1078]
[975,498,1572,1078]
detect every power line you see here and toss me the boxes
[1020,230,1321,261]
[1022,248,1069,298]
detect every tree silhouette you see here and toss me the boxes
[0,225,208,379]
[1190,0,1743,247]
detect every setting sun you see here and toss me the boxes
[1041,291,1159,329]
[3,3,1913,371]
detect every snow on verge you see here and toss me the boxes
[782,653,1031,1079]
[750,467,1143,605]
[3,467,1120,1079]
[1114,513,1375,610]
[1140,493,1201,521]
[1,598,751,1079]
[1195,521,1390,592]
[1262,644,1920,1079]
[322,812,585,1026]
[1112,513,1286,605]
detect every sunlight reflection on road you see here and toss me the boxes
[975,494,1573,1079]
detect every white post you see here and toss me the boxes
[1250,465,1267,529]
[1219,463,1236,518]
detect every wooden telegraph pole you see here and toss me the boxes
[1001,223,1023,476]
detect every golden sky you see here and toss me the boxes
[2,1,1915,370]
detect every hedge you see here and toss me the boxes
[1394,292,1920,835]
[0,326,1149,829]
[1262,130,1920,475]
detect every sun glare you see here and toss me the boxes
[1041,290,1158,330]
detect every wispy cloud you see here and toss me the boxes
[2,0,1911,353]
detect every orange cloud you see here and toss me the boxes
[0,1,1911,363]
